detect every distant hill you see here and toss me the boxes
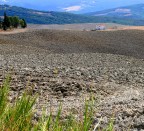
[86,4,144,19]
[0,5,95,24]
[0,4,144,25]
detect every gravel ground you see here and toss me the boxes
[0,29,144,130]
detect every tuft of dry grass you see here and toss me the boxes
[0,76,114,131]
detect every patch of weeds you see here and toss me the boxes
[0,76,115,131]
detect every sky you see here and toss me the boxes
[1,0,144,13]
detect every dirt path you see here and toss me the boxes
[0,28,28,35]
[106,26,144,31]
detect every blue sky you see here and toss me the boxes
[1,0,144,13]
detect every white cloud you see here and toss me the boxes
[63,5,82,12]
[92,0,96,4]
[1,0,8,2]
[62,0,98,12]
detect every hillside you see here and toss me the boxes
[0,4,103,24]
[0,29,144,130]
[0,5,86,24]
[0,4,143,25]
[86,4,144,19]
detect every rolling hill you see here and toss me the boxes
[86,4,144,19]
[0,4,144,25]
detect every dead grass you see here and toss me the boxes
[0,28,28,35]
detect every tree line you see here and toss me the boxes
[0,12,27,30]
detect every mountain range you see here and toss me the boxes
[1,4,144,25]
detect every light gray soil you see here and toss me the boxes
[0,29,144,131]
[28,23,126,31]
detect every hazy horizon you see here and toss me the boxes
[0,0,144,13]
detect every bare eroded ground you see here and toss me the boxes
[0,26,144,130]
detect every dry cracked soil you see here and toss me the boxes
[0,28,144,131]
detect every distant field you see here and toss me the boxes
[1,28,144,59]
[1,23,144,35]
[28,23,128,31]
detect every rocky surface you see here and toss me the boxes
[0,29,144,130]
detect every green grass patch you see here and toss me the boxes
[0,76,114,131]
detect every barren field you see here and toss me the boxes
[28,23,127,31]
[28,23,144,32]
[0,28,144,130]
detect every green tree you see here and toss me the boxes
[9,16,14,28]
[3,12,11,30]
[13,16,19,28]
[19,19,24,28]
[2,24,7,31]
[0,19,2,29]
[22,19,27,28]
[19,19,27,28]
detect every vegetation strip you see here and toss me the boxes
[0,12,27,31]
